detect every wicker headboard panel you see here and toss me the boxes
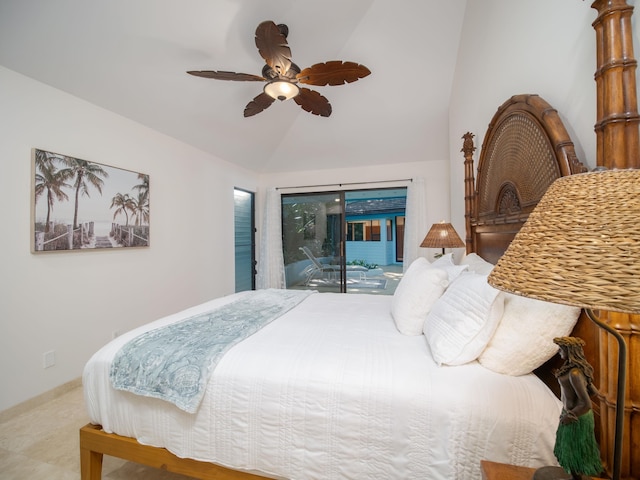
[463,94,587,264]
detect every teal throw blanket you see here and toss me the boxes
[110,289,314,413]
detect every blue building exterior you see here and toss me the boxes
[345,197,406,266]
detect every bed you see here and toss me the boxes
[80,2,640,478]
[81,92,584,480]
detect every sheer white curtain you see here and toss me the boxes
[402,177,427,272]
[256,187,286,289]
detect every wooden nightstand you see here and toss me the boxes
[481,460,537,480]
[481,460,605,480]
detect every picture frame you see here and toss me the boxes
[32,148,150,252]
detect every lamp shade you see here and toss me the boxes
[488,169,640,314]
[420,222,465,249]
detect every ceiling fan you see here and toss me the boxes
[187,21,371,118]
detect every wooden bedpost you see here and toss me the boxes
[591,1,640,478]
[592,0,640,170]
[462,132,476,254]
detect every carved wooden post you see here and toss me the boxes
[591,1,640,478]
[592,0,640,169]
[461,132,476,254]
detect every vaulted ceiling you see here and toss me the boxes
[0,0,467,173]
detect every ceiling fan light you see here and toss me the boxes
[264,80,299,101]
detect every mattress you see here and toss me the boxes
[83,291,562,480]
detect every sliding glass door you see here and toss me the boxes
[281,187,407,294]
[282,192,345,293]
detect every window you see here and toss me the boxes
[234,188,255,292]
[346,220,381,241]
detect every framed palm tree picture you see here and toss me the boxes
[32,148,150,252]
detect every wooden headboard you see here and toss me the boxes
[462,94,587,265]
[463,87,639,480]
[462,93,589,396]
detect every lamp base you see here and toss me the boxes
[532,466,579,480]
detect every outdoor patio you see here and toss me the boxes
[292,264,403,295]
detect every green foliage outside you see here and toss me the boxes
[347,259,378,269]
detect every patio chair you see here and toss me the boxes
[299,246,368,285]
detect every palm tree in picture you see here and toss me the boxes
[111,192,134,226]
[60,157,109,229]
[33,150,72,233]
[131,190,150,227]
[132,173,149,201]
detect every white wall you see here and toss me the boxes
[449,0,640,237]
[0,66,259,411]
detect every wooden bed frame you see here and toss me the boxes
[80,2,640,479]
[79,423,270,479]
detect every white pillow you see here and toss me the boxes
[430,253,469,282]
[460,252,495,275]
[478,294,580,375]
[424,273,504,365]
[391,258,449,336]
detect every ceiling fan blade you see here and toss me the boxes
[244,92,276,117]
[297,61,371,86]
[187,70,265,82]
[255,21,292,76]
[294,88,332,117]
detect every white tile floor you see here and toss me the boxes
[0,386,193,480]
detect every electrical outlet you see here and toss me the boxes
[43,350,56,369]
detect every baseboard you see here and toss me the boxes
[0,377,82,423]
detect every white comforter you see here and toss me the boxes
[83,291,562,480]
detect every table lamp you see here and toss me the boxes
[487,168,640,480]
[420,221,465,256]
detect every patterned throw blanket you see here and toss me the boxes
[110,289,314,413]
